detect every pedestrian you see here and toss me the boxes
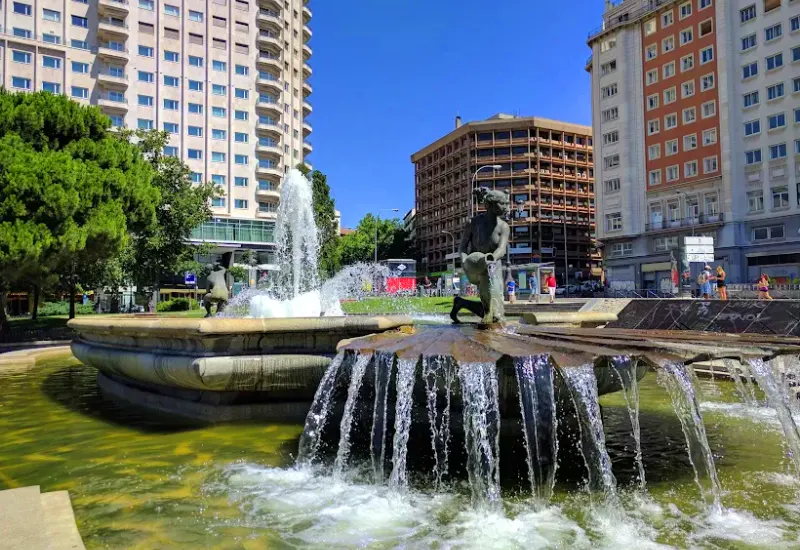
[529,274,538,300]
[757,273,773,300]
[716,266,727,301]
[546,273,557,304]
[698,264,713,299]
[507,278,517,304]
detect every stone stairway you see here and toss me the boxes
[0,486,85,549]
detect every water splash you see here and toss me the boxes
[657,361,723,513]
[515,355,558,501]
[389,359,418,489]
[370,352,393,482]
[422,356,456,489]
[333,353,373,478]
[561,365,617,498]
[297,352,345,465]
[748,358,800,474]
[459,362,501,507]
[723,359,759,407]
[610,356,646,491]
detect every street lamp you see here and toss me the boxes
[470,164,503,217]
[441,230,456,272]
[374,208,400,263]
[561,216,569,296]
[676,190,696,236]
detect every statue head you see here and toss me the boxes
[475,187,510,217]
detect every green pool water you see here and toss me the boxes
[1,355,799,549]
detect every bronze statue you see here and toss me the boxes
[204,252,234,317]
[450,188,510,324]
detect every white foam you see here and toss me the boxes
[691,508,791,546]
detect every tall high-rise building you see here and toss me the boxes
[0,0,313,267]
[412,114,598,283]
[588,0,800,288]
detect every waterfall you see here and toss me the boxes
[370,352,393,482]
[562,365,617,497]
[423,356,455,489]
[658,361,722,513]
[515,355,558,501]
[748,358,800,474]
[459,362,501,507]
[388,359,418,489]
[723,359,759,407]
[333,353,373,478]
[297,353,345,465]
[610,356,646,490]
[769,355,800,416]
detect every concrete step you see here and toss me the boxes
[40,491,85,550]
[0,486,49,549]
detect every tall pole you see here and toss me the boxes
[470,164,503,218]
[442,230,455,271]
[563,217,569,296]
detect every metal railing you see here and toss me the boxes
[645,213,724,232]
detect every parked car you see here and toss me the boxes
[555,284,580,296]
[580,281,602,293]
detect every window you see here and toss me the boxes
[602,107,619,122]
[235,199,248,209]
[164,4,179,16]
[753,225,785,241]
[647,69,659,85]
[741,34,757,51]
[163,76,179,87]
[682,80,695,98]
[212,107,226,118]
[772,187,789,209]
[139,0,154,9]
[11,77,31,90]
[663,36,675,53]
[234,88,249,99]
[705,194,718,216]
[679,1,692,19]
[683,107,697,124]
[71,15,88,28]
[744,119,761,136]
[796,140,800,155]
[137,119,154,130]
[138,94,153,106]
[684,134,698,150]
[662,10,674,27]
[795,108,800,124]
[606,212,623,231]
[13,2,31,15]
[663,62,676,78]
[767,83,784,100]
[647,94,659,110]
[680,28,693,45]
[743,62,758,79]
[768,113,786,129]
[235,177,248,187]
[163,122,178,133]
[743,90,760,107]
[601,83,618,99]
[12,51,31,64]
[211,175,226,186]
[666,139,679,156]
[666,165,679,181]
[212,129,226,140]
[745,148,762,165]
[139,45,154,57]
[664,87,677,104]
[770,143,787,159]
[601,60,617,75]
[703,128,717,145]
[41,82,60,94]
[234,132,248,143]
[42,8,60,22]
[70,61,89,74]
[665,113,678,129]
[644,19,657,36]
[765,23,783,41]
[646,44,658,60]
[212,84,227,95]
[189,103,203,114]
[684,160,698,177]
[234,154,248,165]
[703,156,718,173]
[748,190,764,212]
[163,146,178,157]
[648,119,661,135]
[603,130,619,146]
[792,15,800,32]
[189,55,203,67]
[188,149,203,160]
[188,80,203,91]
[701,73,715,91]
[701,100,716,118]
[681,54,694,72]
[604,154,620,169]
[212,60,227,71]
[212,152,226,163]
[138,71,154,82]
[649,170,662,186]
[164,51,179,62]
[699,19,713,37]
[611,243,633,257]
[600,37,616,52]
[235,64,249,76]
[234,110,249,121]
[795,77,800,94]
[764,0,780,12]
[14,28,32,39]
[163,99,179,110]
[700,46,714,64]
[188,126,203,137]
[43,34,60,44]
[71,86,88,99]
[189,10,203,22]
[604,178,621,193]
[766,53,783,71]
[212,197,225,208]
[740,5,757,23]
[109,115,124,127]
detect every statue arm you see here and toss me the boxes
[491,223,510,261]
[458,221,471,263]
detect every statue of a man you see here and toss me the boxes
[450,188,511,324]
[203,252,234,317]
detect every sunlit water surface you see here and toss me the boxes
[2,358,799,549]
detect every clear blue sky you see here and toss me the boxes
[308,0,604,229]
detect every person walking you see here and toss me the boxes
[546,273,557,304]
[507,278,517,304]
[529,273,538,301]
[758,273,773,300]
[716,266,727,301]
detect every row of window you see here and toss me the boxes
[645,49,714,87]
[209,198,279,212]
[741,20,799,54]
[647,157,718,186]
[646,100,717,136]
[644,21,714,61]
[744,109,800,136]
[742,48,800,80]
[647,83,716,111]
[747,188,796,214]
[643,0,713,36]
[741,2,796,25]
[745,140,800,165]
[647,129,718,160]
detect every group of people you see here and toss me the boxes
[505,273,559,304]
[697,266,774,301]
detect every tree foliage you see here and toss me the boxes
[338,214,411,266]
[297,164,341,278]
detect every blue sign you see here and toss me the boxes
[185,272,196,286]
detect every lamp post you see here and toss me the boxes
[470,164,503,217]
[562,216,569,297]
[676,190,696,236]
[441,230,456,272]
[374,208,400,264]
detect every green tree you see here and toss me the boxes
[297,164,341,278]
[338,214,410,266]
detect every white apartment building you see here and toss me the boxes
[588,0,800,288]
[0,0,313,267]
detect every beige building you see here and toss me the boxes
[412,114,598,284]
[0,0,313,265]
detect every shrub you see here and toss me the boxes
[156,298,192,312]
[37,301,95,317]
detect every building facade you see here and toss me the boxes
[0,0,313,267]
[588,0,800,289]
[412,114,598,283]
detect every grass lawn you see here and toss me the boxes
[7,315,71,331]
[341,296,454,315]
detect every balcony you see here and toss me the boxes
[303,141,313,154]
[257,30,281,50]
[256,143,282,157]
[257,209,278,219]
[98,0,129,15]
[302,100,312,116]
[97,95,128,111]
[302,5,311,23]
[302,43,312,60]
[256,186,280,200]
[256,165,282,179]
[257,74,282,94]
[302,81,312,97]
[303,24,312,41]
[257,120,282,136]
[97,71,128,88]
[189,218,275,245]
[303,63,312,78]
[97,17,129,37]
[645,213,725,233]
[256,53,281,72]
[302,121,312,137]
[256,100,282,117]
[258,0,281,11]
[97,43,128,62]
[257,9,282,30]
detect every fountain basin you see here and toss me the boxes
[68,315,411,403]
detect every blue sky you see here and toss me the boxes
[308,0,605,229]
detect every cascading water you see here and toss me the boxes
[422,356,456,489]
[333,353,372,478]
[561,365,617,498]
[515,355,558,501]
[388,359,418,489]
[610,356,646,490]
[658,361,723,513]
[297,353,345,465]
[370,352,393,482]
[723,359,759,407]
